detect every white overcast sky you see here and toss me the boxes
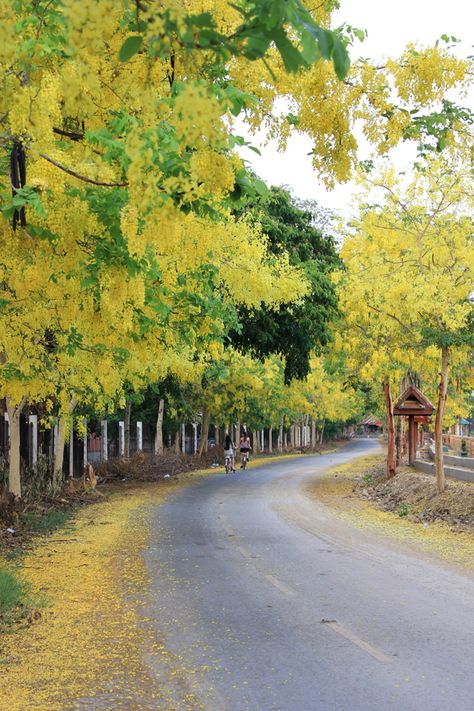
[237,0,473,215]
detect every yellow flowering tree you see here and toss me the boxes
[339,156,474,491]
[0,0,471,497]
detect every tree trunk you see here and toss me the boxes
[53,398,77,492]
[290,425,295,449]
[383,377,396,478]
[319,421,325,447]
[278,418,283,452]
[235,421,240,447]
[198,407,210,456]
[311,418,316,449]
[154,398,164,455]
[253,430,259,453]
[124,400,131,458]
[435,347,450,493]
[174,429,180,453]
[268,426,273,454]
[215,426,220,446]
[6,397,26,498]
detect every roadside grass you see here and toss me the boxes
[0,566,36,632]
[19,510,73,534]
[0,512,75,631]
[0,569,25,616]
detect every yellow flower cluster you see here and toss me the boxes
[173,83,226,147]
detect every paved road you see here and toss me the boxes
[143,440,474,710]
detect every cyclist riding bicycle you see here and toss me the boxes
[239,433,252,469]
[224,433,236,473]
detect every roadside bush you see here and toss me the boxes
[23,455,55,501]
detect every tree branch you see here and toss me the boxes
[367,303,416,336]
[38,152,128,187]
[52,127,84,141]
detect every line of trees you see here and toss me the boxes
[0,2,472,497]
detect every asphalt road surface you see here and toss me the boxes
[143,440,474,710]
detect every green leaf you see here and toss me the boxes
[253,178,269,197]
[119,35,143,62]
[271,30,303,72]
[332,40,350,79]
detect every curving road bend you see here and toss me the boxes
[143,440,474,710]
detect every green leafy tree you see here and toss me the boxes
[230,186,340,382]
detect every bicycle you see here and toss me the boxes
[224,451,235,473]
[240,449,250,470]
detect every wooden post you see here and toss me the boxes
[408,416,416,466]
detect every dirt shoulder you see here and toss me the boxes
[306,454,474,571]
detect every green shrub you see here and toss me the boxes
[397,502,410,518]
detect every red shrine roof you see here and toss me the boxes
[393,385,435,416]
[359,415,382,427]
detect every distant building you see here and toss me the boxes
[357,415,383,437]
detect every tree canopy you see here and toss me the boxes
[231,186,340,382]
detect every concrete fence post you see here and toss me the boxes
[101,420,108,462]
[28,414,38,467]
[118,421,125,457]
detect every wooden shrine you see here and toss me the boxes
[393,386,435,465]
